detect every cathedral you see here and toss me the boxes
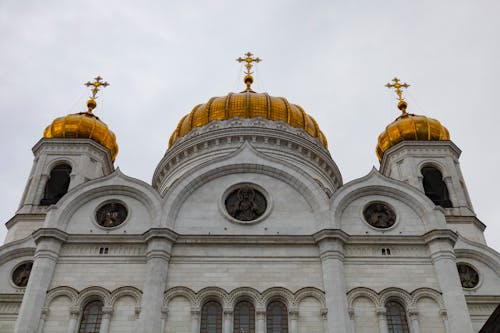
[0,54,499,333]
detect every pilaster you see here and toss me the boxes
[136,228,177,333]
[313,229,352,333]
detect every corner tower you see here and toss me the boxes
[7,77,117,243]
[377,78,482,242]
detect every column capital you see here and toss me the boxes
[289,309,299,320]
[143,228,178,243]
[408,307,419,319]
[32,228,68,244]
[40,307,49,319]
[321,308,328,320]
[191,308,201,318]
[375,307,387,316]
[312,229,349,244]
[256,310,266,319]
[102,306,113,318]
[160,306,168,319]
[69,306,80,317]
[348,307,354,320]
[423,229,458,247]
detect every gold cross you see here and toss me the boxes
[236,52,262,91]
[385,77,410,113]
[85,76,109,100]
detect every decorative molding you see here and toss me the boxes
[164,286,325,316]
[44,285,142,313]
[347,286,445,313]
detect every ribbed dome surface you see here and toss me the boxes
[43,112,118,161]
[376,113,449,160]
[168,91,328,148]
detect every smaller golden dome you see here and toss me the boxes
[376,112,449,161]
[43,108,118,161]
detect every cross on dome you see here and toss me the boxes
[84,76,109,112]
[236,52,262,91]
[385,77,410,113]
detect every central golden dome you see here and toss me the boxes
[168,91,328,148]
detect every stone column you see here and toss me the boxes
[136,229,177,333]
[67,307,80,333]
[223,309,233,333]
[191,309,200,333]
[425,230,474,333]
[376,307,388,333]
[408,308,420,333]
[15,229,67,333]
[256,310,266,333]
[289,309,298,333]
[99,306,113,333]
[314,230,352,333]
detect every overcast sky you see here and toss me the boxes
[0,1,499,252]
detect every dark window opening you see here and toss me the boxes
[78,300,103,333]
[40,164,71,205]
[386,301,409,333]
[422,166,452,208]
[200,301,222,333]
[234,301,255,333]
[266,301,288,333]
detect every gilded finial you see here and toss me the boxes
[385,77,410,113]
[84,76,109,112]
[236,52,262,91]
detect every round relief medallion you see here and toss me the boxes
[96,202,128,228]
[225,186,267,222]
[363,202,396,229]
[457,263,479,288]
[12,262,33,287]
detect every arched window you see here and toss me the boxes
[200,301,222,333]
[421,166,452,208]
[234,300,255,333]
[40,164,71,205]
[78,300,103,333]
[266,301,288,333]
[385,301,409,333]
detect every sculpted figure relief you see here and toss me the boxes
[457,263,479,288]
[363,202,396,228]
[225,186,267,222]
[96,202,128,227]
[12,262,32,287]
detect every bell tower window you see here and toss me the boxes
[421,166,452,208]
[40,164,71,205]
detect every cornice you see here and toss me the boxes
[5,213,46,229]
[380,140,462,173]
[32,228,69,244]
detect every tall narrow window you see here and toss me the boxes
[266,301,288,333]
[78,300,103,333]
[200,301,222,333]
[234,301,255,333]
[40,164,71,205]
[386,301,409,333]
[421,166,452,208]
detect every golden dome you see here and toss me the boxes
[43,107,118,161]
[376,112,450,161]
[168,91,328,148]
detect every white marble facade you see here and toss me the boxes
[0,115,499,333]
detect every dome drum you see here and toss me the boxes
[154,117,341,196]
